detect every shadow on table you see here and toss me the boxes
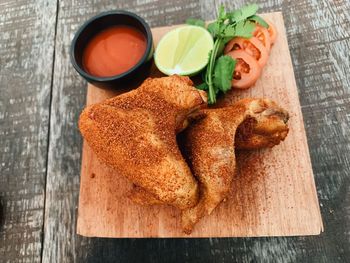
[82,238,215,263]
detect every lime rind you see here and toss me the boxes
[155,25,214,76]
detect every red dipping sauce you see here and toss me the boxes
[82,26,147,77]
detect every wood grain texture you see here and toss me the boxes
[197,0,350,262]
[0,0,57,262]
[41,1,202,262]
[76,0,349,261]
[0,0,346,262]
[77,12,323,238]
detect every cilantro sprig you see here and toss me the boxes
[186,4,268,104]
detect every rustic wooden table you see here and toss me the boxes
[0,0,349,262]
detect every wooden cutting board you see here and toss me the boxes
[77,12,323,238]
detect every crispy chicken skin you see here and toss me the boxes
[181,98,289,233]
[127,185,164,206]
[235,105,289,150]
[79,75,207,210]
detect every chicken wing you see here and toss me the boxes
[79,75,207,210]
[181,98,289,233]
[127,185,164,206]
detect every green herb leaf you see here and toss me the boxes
[240,4,259,18]
[216,41,226,57]
[227,4,259,23]
[249,15,269,28]
[189,3,261,105]
[196,82,209,91]
[218,5,226,21]
[223,24,236,37]
[213,55,236,93]
[186,18,206,28]
[227,10,241,22]
[207,22,220,37]
[222,36,234,45]
[207,81,217,104]
[235,20,256,38]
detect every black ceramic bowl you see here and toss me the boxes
[70,10,153,89]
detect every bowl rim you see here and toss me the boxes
[70,10,153,82]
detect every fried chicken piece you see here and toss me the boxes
[79,75,207,210]
[235,108,289,150]
[181,98,289,233]
[127,185,164,206]
[128,99,290,207]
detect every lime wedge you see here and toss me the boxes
[154,25,214,76]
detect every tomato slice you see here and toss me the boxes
[253,25,271,53]
[265,19,277,44]
[226,50,261,89]
[224,37,269,67]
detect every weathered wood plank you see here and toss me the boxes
[197,0,350,262]
[77,12,323,238]
[0,0,57,262]
[41,1,202,262]
[42,0,350,262]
